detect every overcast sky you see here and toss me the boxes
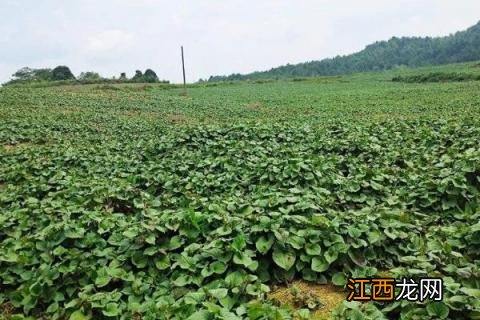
[0,1,479,83]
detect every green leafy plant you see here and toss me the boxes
[1,62,479,319]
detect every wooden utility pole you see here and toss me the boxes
[181,46,186,91]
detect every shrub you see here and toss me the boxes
[392,72,480,83]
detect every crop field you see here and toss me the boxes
[1,62,480,319]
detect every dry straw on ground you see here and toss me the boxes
[269,281,346,319]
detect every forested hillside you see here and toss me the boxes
[209,21,480,81]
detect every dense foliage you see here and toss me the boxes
[1,63,480,319]
[78,72,102,82]
[392,72,480,83]
[209,21,480,81]
[51,66,76,81]
[132,70,160,84]
[9,68,53,82]
[3,68,167,87]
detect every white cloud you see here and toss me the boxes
[0,63,16,83]
[0,0,479,83]
[83,30,135,56]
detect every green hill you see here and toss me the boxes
[208,21,480,81]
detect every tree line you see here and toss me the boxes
[209,20,480,81]
[4,66,169,86]
[392,72,480,83]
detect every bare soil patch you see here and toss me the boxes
[246,102,266,110]
[124,110,141,117]
[123,110,160,118]
[0,302,17,316]
[303,108,314,115]
[58,107,82,115]
[269,281,345,319]
[166,114,195,125]
[2,143,36,151]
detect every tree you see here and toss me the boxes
[144,69,159,83]
[78,72,101,82]
[34,69,53,81]
[132,70,143,82]
[207,20,480,81]
[12,67,52,81]
[120,72,127,80]
[12,67,35,81]
[51,66,75,81]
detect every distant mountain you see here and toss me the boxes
[208,21,480,81]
